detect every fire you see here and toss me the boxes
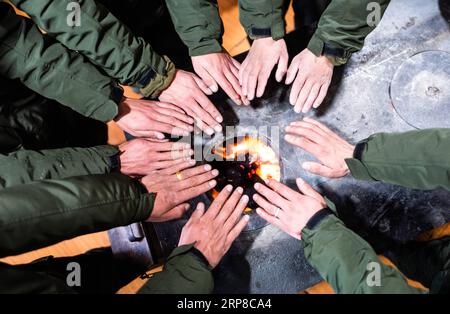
[212,136,281,181]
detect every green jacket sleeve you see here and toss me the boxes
[345,129,450,191]
[10,0,176,98]
[138,244,214,294]
[165,0,223,56]
[307,0,390,65]
[0,173,153,258]
[0,145,119,189]
[302,214,425,294]
[239,0,285,40]
[0,3,122,122]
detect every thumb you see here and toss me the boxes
[159,203,191,221]
[296,177,323,202]
[276,50,289,82]
[302,161,341,178]
[189,202,205,223]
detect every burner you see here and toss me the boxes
[206,135,282,231]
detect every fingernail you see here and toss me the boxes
[214,124,223,133]
[302,163,310,170]
[209,85,218,93]
[209,180,217,187]
[216,116,223,123]
[157,133,165,139]
[256,208,262,214]
[253,194,259,201]
[234,99,242,106]
[204,164,212,171]
[189,160,196,165]
[241,195,249,203]
[226,184,233,192]
[185,204,190,210]
[296,178,304,184]
[187,118,195,124]
[244,215,250,221]
[294,107,301,114]
[189,149,194,155]
[205,128,214,136]
[265,179,270,185]
[254,183,261,190]
[237,187,243,194]
[212,169,219,176]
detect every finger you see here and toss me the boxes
[175,168,219,190]
[204,184,233,220]
[224,193,249,231]
[284,134,321,156]
[130,130,166,140]
[256,69,271,98]
[276,50,289,82]
[295,80,313,113]
[149,159,194,172]
[285,58,300,85]
[151,111,194,132]
[157,148,193,161]
[256,207,283,228]
[289,73,306,107]
[296,178,324,202]
[302,161,345,178]
[153,107,195,125]
[231,57,241,73]
[146,140,190,152]
[300,117,342,141]
[246,68,259,101]
[302,83,321,113]
[239,58,248,87]
[157,159,196,175]
[185,99,217,135]
[193,75,214,96]
[176,179,217,204]
[226,215,250,245]
[194,93,223,126]
[196,67,217,94]
[312,83,330,109]
[155,203,190,222]
[219,71,242,105]
[285,125,325,144]
[265,179,300,201]
[177,164,213,180]
[241,63,250,97]
[254,183,289,210]
[216,187,244,223]
[155,101,186,114]
[252,193,285,218]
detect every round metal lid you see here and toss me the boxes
[390,50,450,129]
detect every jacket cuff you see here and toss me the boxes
[305,207,335,231]
[138,56,176,98]
[188,40,223,57]
[246,23,285,41]
[307,33,350,66]
[301,213,342,244]
[345,140,375,181]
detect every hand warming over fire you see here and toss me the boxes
[284,118,355,178]
[115,98,195,139]
[285,49,333,113]
[178,185,250,268]
[141,164,219,222]
[119,139,194,177]
[253,179,326,239]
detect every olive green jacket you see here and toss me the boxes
[302,128,450,294]
[166,0,390,65]
[0,0,175,122]
[0,170,213,294]
[307,0,391,65]
[165,0,285,56]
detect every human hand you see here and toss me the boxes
[253,178,326,239]
[159,70,224,135]
[285,49,334,113]
[178,185,250,267]
[284,117,355,178]
[114,98,194,139]
[119,139,194,177]
[239,38,288,101]
[141,164,219,222]
[192,52,249,106]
